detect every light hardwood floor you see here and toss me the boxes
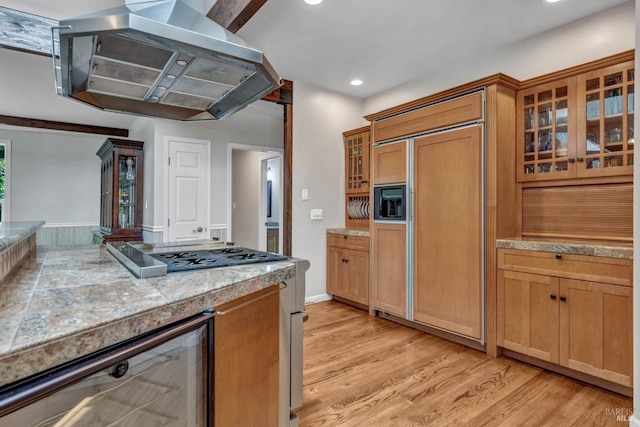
[297,300,633,427]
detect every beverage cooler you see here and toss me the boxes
[0,313,213,426]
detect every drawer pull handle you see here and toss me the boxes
[555,254,562,260]
[560,296,567,302]
[550,294,557,300]
[342,258,349,263]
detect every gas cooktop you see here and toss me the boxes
[150,247,288,273]
[106,241,289,278]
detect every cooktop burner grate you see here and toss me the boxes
[149,248,288,273]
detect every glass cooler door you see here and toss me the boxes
[0,314,213,426]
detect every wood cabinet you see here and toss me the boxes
[517,60,634,182]
[344,127,371,194]
[94,138,144,243]
[326,233,369,307]
[372,222,406,317]
[366,78,518,353]
[413,125,483,340]
[372,140,407,185]
[577,61,635,177]
[215,285,280,426]
[344,127,371,230]
[497,248,633,387]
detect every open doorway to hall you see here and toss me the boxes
[230,147,282,252]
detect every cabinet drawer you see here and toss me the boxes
[327,234,369,251]
[497,249,632,287]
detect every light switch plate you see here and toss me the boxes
[302,188,309,201]
[310,209,323,220]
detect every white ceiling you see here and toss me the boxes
[236,0,630,98]
[0,0,631,126]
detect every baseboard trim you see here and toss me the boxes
[502,349,633,397]
[305,293,332,305]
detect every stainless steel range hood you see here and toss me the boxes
[55,0,281,121]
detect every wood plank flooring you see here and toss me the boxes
[297,301,633,427]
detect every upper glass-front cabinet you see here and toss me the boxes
[518,79,575,181]
[577,62,634,177]
[518,60,635,182]
[344,127,370,194]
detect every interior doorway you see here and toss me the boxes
[230,146,282,252]
[165,136,211,242]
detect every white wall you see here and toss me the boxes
[292,82,366,302]
[0,127,103,225]
[231,150,262,248]
[364,1,635,116]
[135,101,284,241]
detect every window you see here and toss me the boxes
[0,140,11,222]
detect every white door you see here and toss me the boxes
[167,138,210,242]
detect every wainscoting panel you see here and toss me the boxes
[36,225,98,246]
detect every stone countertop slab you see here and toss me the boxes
[496,238,633,260]
[327,228,370,237]
[0,221,44,252]
[0,244,295,387]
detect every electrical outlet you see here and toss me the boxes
[310,209,323,220]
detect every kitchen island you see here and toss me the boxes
[0,242,299,425]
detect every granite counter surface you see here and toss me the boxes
[496,238,633,259]
[327,228,370,237]
[0,221,44,252]
[0,244,295,387]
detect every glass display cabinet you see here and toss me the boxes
[517,79,575,182]
[577,62,634,177]
[343,126,371,230]
[517,60,634,182]
[94,138,144,243]
[345,127,370,194]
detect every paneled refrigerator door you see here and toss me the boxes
[412,124,484,341]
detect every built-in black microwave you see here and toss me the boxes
[373,185,406,221]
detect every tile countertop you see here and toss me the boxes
[496,238,633,260]
[327,228,370,237]
[0,221,45,251]
[0,244,295,388]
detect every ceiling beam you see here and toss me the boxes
[0,115,129,137]
[207,0,268,34]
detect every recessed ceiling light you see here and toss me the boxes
[351,79,363,86]
[305,0,323,5]
[545,0,561,3]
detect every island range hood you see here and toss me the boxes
[55,0,281,121]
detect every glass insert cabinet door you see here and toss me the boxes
[118,154,138,229]
[577,62,634,177]
[517,79,576,182]
[345,129,370,194]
